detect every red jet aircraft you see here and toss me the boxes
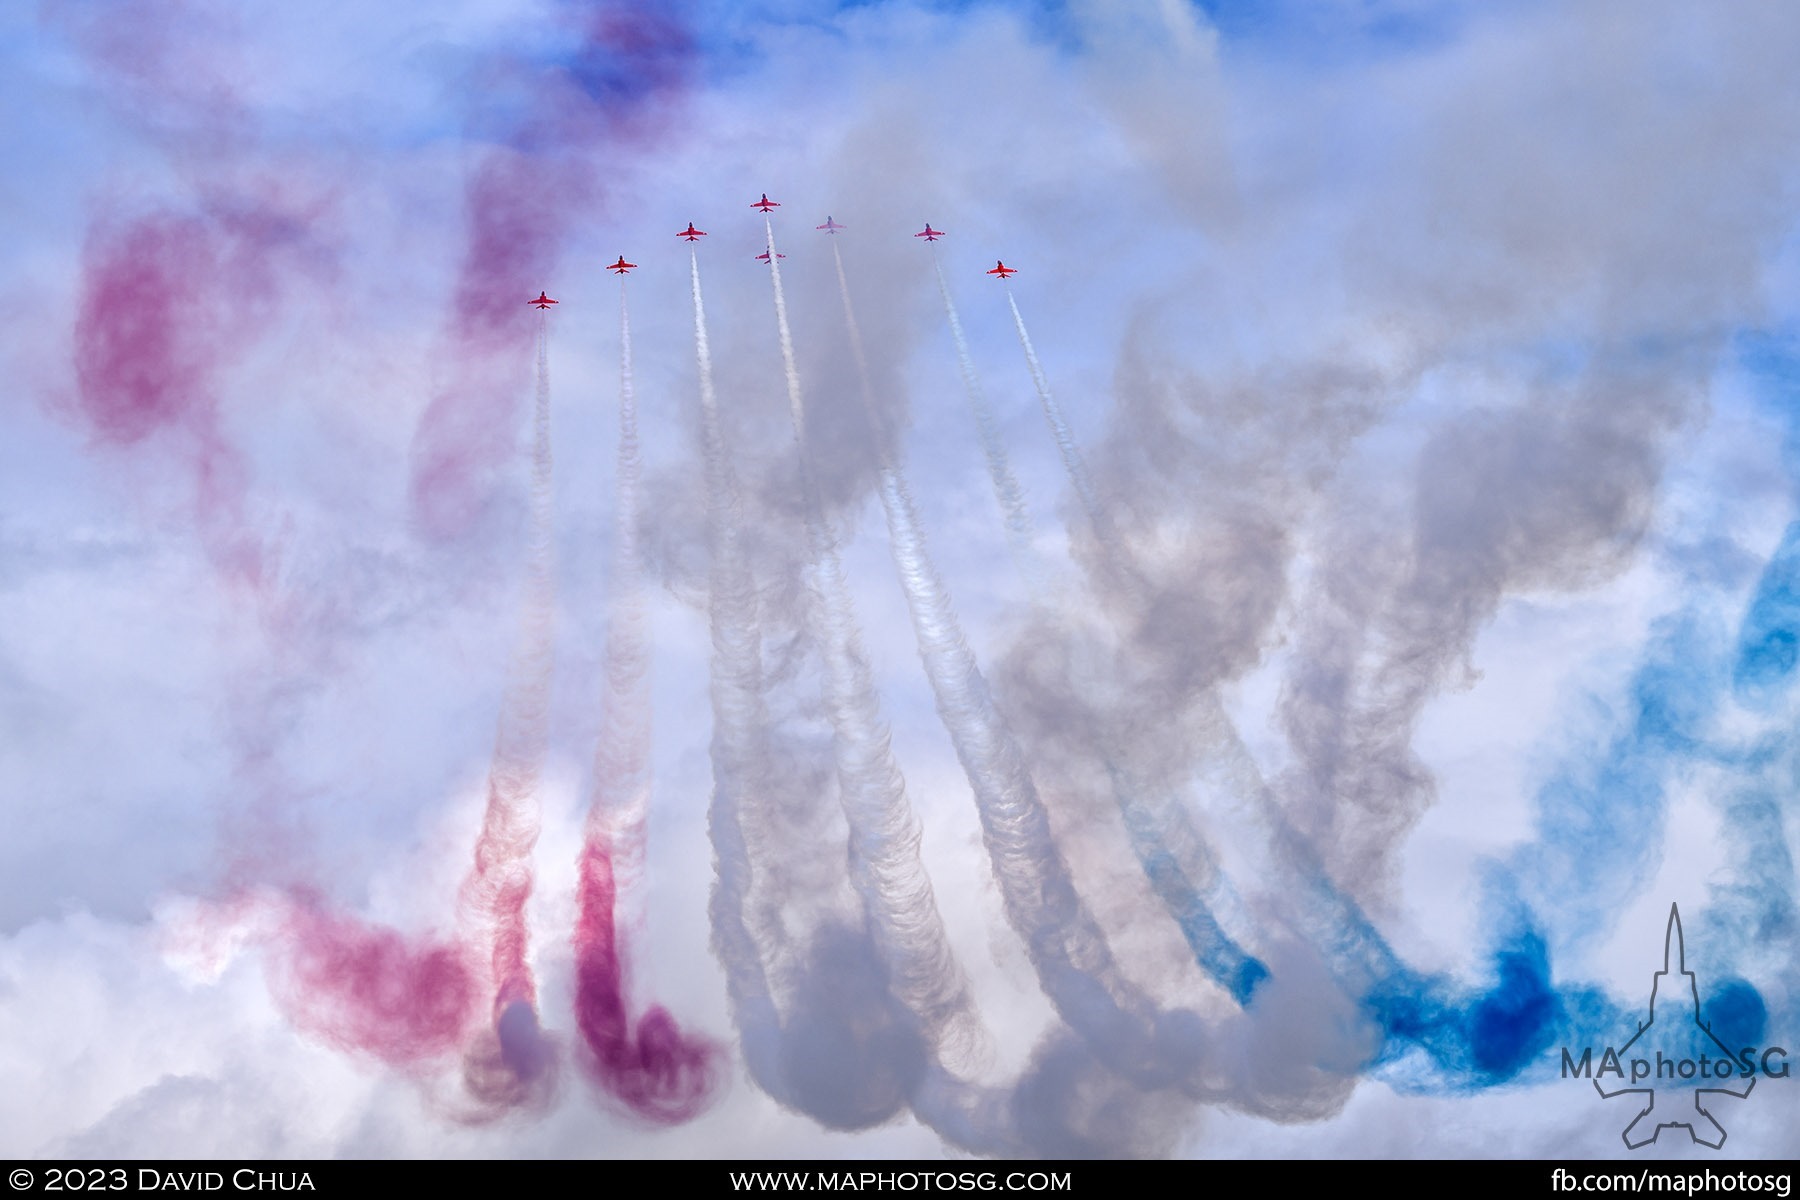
[914,224,944,241]
[755,249,787,263]
[986,261,1017,279]
[607,256,637,275]
[752,193,780,212]
[529,291,558,309]
[677,222,706,241]
[816,216,846,234]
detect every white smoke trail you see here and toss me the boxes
[872,461,1198,1087]
[584,278,650,907]
[832,241,1212,1102]
[1004,287,1113,552]
[765,219,806,436]
[707,231,1282,1145]
[765,220,984,1062]
[691,249,792,1098]
[931,254,1038,571]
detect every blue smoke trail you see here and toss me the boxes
[1711,522,1800,977]
[1700,333,1800,1005]
[1433,330,1800,1096]
[1735,523,1800,704]
[1108,762,1268,1005]
[973,278,1270,1008]
[1509,615,1726,961]
[1140,676,1634,1095]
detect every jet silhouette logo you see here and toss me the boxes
[1591,905,1755,1149]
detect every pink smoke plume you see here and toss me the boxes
[58,0,342,602]
[74,214,225,446]
[267,900,479,1066]
[69,200,319,593]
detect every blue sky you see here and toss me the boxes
[3,0,1799,1160]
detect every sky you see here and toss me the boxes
[4,0,1800,1162]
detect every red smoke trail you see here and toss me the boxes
[573,279,722,1120]
[62,1,697,1098]
[413,8,694,1098]
[57,11,496,1074]
[407,156,587,542]
[408,4,695,541]
[70,198,490,1075]
[453,311,559,1109]
[262,315,558,1094]
[574,842,721,1119]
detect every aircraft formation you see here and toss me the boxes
[527,196,1018,307]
